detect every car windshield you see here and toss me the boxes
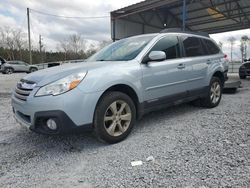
[87,35,155,62]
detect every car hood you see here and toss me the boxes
[22,61,120,87]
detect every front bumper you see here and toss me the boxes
[12,87,103,134]
[239,68,250,76]
[13,109,92,134]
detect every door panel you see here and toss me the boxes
[18,62,28,72]
[141,35,189,103]
[181,36,208,91]
[141,58,190,102]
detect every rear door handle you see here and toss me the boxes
[177,63,185,69]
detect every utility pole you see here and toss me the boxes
[39,35,44,63]
[39,35,43,53]
[27,8,32,64]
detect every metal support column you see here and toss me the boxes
[182,0,186,31]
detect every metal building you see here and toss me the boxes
[110,0,250,40]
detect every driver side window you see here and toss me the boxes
[150,36,181,60]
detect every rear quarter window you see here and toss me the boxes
[202,39,220,55]
[182,36,205,57]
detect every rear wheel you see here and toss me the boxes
[29,67,38,73]
[200,77,222,108]
[94,92,136,144]
[4,68,13,74]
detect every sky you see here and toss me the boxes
[0,0,250,60]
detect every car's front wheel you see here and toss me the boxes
[94,92,136,144]
[4,68,14,74]
[200,77,222,108]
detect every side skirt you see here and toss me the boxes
[138,86,209,117]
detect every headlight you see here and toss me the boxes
[35,72,87,96]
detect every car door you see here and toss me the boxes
[181,36,208,92]
[141,35,190,107]
[18,61,29,72]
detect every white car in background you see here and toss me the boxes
[1,61,38,74]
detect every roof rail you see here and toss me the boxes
[160,28,210,38]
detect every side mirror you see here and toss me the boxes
[148,51,166,62]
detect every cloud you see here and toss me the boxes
[0,0,142,50]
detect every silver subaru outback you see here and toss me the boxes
[11,31,228,143]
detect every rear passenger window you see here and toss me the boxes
[150,36,180,60]
[183,37,205,57]
[203,39,220,55]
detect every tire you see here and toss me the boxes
[29,67,38,73]
[240,75,246,79]
[94,91,136,144]
[200,77,222,108]
[4,68,14,74]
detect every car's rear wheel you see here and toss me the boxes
[29,67,38,73]
[240,75,246,79]
[200,77,222,108]
[5,68,14,74]
[94,92,136,144]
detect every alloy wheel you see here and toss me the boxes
[210,81,221,104]
[6,68,13,74]
[104,100,132,137]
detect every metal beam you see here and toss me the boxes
[121,18,163,30]
[185,5,250,22]
[112,0,178,19]
[188,12,250,27]
[182,0,187,31]
[173,0,240,16]
[198,22,249,33]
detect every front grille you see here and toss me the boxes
[14,79,36,101]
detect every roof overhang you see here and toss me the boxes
[110,0,250,40]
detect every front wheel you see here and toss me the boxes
[94,92,136,144]
[200,77,222,108]
[4,68,14,74]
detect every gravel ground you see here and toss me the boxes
[0,74,249,188]
[0,73,25,94]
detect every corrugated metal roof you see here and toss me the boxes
[111,0,250,36]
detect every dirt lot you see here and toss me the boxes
[0,74,249,188]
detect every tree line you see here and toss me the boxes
[0,27,110,64]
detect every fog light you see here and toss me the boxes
[46,118,57,130]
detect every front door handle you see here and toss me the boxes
[177,63,185,69]
[207,59,212,65]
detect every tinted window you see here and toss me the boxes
[18,61,26,65]
[183,37,205,57]
[203,39,220,55]
[150,36,180,60]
